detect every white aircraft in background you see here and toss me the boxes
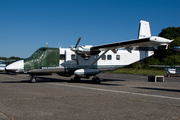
[5,20,173,83]
[149,46,180,77]
[0,60,18,71]
[0,60,6,71]
[149,65,180,77]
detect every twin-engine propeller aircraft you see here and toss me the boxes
[5,20,173,83]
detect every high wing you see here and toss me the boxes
[91,20,172,52]
[87,37,172,69]
[91,36,172,53]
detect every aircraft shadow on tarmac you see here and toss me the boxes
[0,72,16,75]
[101,79,124,82]
[36,77,125,86]
[135,87,180,93]
[1,77,125,86]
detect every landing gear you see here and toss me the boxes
[70,76,100,84]
[30,76,37,83]
[71,76,81,82]
[92,76,101,84]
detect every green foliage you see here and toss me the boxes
[0,56,23,60]
[158,27,180,39]
[157,27,180,65]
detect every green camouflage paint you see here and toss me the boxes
[24,47,59,71]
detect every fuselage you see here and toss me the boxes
[164,67,180,75]
[5,47,154,76]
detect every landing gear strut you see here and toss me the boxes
[30,76,37,83]
[70,76,100,84]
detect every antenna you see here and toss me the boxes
[46,42,49,48]
[57,42,60,48]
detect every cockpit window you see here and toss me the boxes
[28,48,46,59]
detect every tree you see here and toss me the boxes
[157,27,180,65]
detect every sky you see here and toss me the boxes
[0,0,180,58]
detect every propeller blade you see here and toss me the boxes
[75,36,81,48]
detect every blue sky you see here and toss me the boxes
[0,0,180,58]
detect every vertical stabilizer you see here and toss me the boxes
[138,20,151,39]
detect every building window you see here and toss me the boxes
[71,54,76,60]
[102,55,106,60]
[107,55,112,60]
[116,55,120,60]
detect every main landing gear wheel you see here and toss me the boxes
[30,76,37,83]
[71,77,81,82]
[92,77,101,84]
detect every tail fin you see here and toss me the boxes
[138,20,151,39]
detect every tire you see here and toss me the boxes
[92,77,100,84]
[30,77,36,83]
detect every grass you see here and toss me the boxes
[109,68,167,75]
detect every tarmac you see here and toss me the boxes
[0,72,180,120]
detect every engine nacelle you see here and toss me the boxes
[74,69,99,77]
[71,45,100,56]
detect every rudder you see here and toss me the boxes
[138,20,151,39]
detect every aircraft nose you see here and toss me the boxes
[5,60,24,73]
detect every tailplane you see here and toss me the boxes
[138,20,151,39]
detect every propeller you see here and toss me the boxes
[73,36,81,66]
[75,36,81,48]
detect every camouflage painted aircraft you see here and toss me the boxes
[5,20,173,83]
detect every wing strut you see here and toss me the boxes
[88,49,110,69]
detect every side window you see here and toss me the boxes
[84,57,89,60]
[116,55,120,60]
[94,55,99,60]
[102,55,106,60]
[60,54,65,60]
[71,54,76,60]
[107,55,112,60]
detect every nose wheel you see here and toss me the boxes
[30,76,37,83]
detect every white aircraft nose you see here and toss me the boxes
[5,60,24,73]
